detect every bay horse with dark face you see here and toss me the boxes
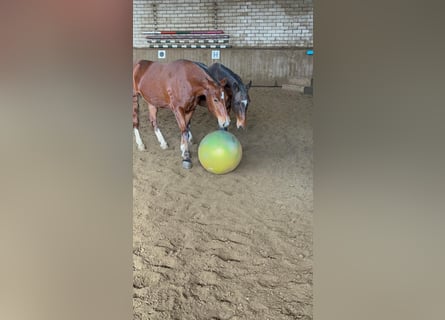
[196,62,252,129]
[133,59,229,169]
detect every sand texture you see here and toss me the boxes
[133,88,313,320]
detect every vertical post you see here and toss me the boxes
[153,3,158,31]
[214,2,218,30]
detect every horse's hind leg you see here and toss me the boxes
[133,93,146,151]
[148,103,168,149]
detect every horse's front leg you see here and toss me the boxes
[180,130,192,169]
[173,108,192,169]
[185,109,195,144]
[186,123,193,144]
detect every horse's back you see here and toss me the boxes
[135,59,199,84]
[133,59,208,108]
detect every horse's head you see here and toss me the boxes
[232,80,252,129]
[206,78,230,129]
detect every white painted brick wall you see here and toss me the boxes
[133,0,313,48]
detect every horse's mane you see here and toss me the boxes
[212,63,249,94]
[192,61,222,86]
[217,63,245,88]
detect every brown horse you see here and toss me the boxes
[132,59,230,169]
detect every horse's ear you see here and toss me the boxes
[245,80,252,90]
[219,78,228,87]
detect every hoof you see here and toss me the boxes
[137,144,146,151]
[182,160,193,169]
[160,143,168,150]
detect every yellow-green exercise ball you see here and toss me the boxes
[198,130,243,174]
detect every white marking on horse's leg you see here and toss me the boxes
[180,131,190,158]
[134,128,146,151]
[187,129,193,143]
[154,128,168,149]
[180,141,186,156]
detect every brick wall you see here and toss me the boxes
[133,0,313,48]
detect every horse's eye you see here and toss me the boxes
[213,98,218,102]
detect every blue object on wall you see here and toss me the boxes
[306,50,314,55]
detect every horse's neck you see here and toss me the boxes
[200,76,217,96]
[194,83,208,97]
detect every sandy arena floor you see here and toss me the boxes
[133,87,313,320]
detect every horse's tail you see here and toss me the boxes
[132,62,141,128]
[132,61,144,129]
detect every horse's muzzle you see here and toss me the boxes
[218,118,230,129]
[236,119,246,129]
